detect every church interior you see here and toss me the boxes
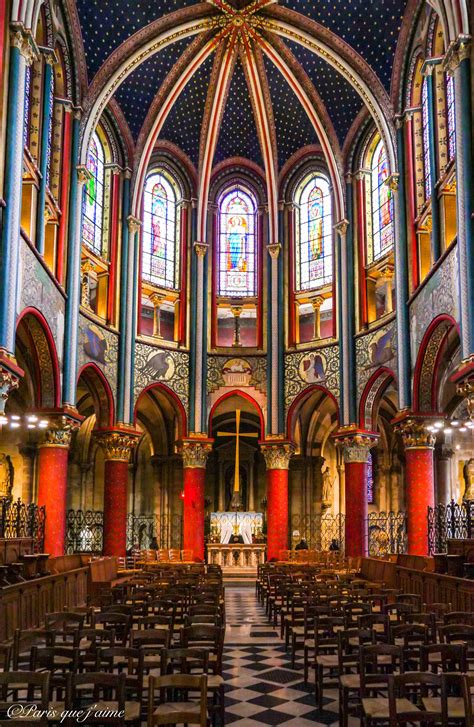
[0,0,473,724]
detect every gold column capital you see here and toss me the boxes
[95,428,140,461]
[127,215,141,234]
[333,426,379,463]
[180,437,214,468]
[267,243,281,259]
[38,413,82,449]
[260,440,295,470]
[193,241,209,258]
[393,416,436,450]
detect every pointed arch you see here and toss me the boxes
[16,307,61,408]
[77,362,115,428]
[413,314,460,412]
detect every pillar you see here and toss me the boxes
[335,217,356,425]
[395,418,435,556]
[95,430,139,557]
[35,50,54,255]
[118,216,140,425]
[334,428,379,558]
[436,445,454,505]
[190,242,208,433]
[261,442,294,560]
[181,439,213,561]
[37,415,80,556]
[267,243,283,435]
[18,444,36,503]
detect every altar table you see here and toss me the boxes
[207,543,266,568]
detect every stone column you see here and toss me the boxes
[267,243,282,434]
[181,438,213,561]
[260,441,294,560]
[18,444,36,503]
[95,429,139,557]
[395,417,435,556]
[190,242,208,433]
[436,445,454,505]
[35,49,55,255]
[334,428,379,558]
[37,414,81,556]
[311,296,325,340]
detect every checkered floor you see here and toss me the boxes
[223,587,352,726]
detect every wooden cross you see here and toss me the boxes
[216,409,258,493]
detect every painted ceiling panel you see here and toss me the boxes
[213,60,263,168]
[263,54,318,169]
[158,53,214,168]
[279,0,407,89]
[286,40,363,146]
[76,0,194,80]
[113,39,191,141]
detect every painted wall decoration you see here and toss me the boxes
[207,356,267,395]
[409,246,459,367]
[19,241,65,367]
[355,323,397,399]
[78,315,119,393]
[284,344,339,411]
[134,343,189,410]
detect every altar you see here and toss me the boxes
[207,512,266,569]
[207,543,266,568]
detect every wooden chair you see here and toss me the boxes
[66,672,140,725]
[0,646,10,673]
[93,612,132,646]
[462,673,474,725]
[74,627,116,670]
[387,672,446,725]
[147,674,207,726]
[0,671,50,724]
[359,644,405,726]
[12,628,54,669]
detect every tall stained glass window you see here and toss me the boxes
[45,77,54,188]
[82,132,105,257]
[421,78,432,200]
[142,171,178,289]
[218,186,256,297]
[296,173,332,291]
[369,139,394,262]
[367,451,374,504]
[446,74,456,162]
[24,65,31,147]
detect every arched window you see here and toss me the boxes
[446,74,456,161]
[296,173,332,291]
[367,451,374,504]
[369,139,394,263]
[82,132,105,257]
[142,171,179,290]
[421,78,432,200]
[218,185,257,297]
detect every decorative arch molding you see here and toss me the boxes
[209,163,267,207]
[281,153,333,205]
[413,314,460,413]
[16,307,61,408]
[390,0,424,109]
[134,382,188,439]
[427,0,470,42]
[208,389,265,436]
[106,98,134,167]
[152,142,198,197]
[279,144,324,193]
[77,362,115,428]
[359,367,396,432]
[286,384,340,440]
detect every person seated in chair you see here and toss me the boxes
[295,538,308,551]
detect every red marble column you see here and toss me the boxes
[96,430,138,557]
[334,429,379,559]
[396,418,435,555]
[182,439,213,561]
[261,442,294,561]
[37,443,69,557]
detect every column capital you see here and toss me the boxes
[38,412,82,449]
[10,24,38,65]
[267,243,281,259]
[127,215,141,234]
[180,437,213,469]
[0,352,24,414]
[385,173,400,192]
[393,416,436,450]
[334,219,349,236]
[443,35,471,75]
[333,426,379,463]
[193,241,208,258]
[260,440,295,470]
[95,428,140,461]
[453,371,474,421]
[76,165,91,186]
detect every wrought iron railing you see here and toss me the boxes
[0,497,46,552]
[290,513,345,552]
[66,509,104,555]
[367,511,407,557]
[126,514,183,551]
[427,500,474,554]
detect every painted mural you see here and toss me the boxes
[284,344,339,412]
[19,240,65,367]
[207,356,267,394]
[134,343,189,410]
[409,246,459,368]
[78,314,119,394]
[355,323,397,400]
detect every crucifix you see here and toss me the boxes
[217,409,258,509]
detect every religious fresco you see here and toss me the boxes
[409,246,459,366]
[355,323,397,399]
[134,343,189,410]
[77,315,119,393]
[284,344,339,411]
[19,241,65,367]
[207,356,266,395]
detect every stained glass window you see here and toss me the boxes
[296,174,332,291]
[369,139,394,263]
[24,65,31,147]
[421,78,432,200]
[82,132,105,257]
[142,171,178,289]
[446,73,456,162]
[218,186,256,297]
[367,451,374,504]
[45,77,54,188]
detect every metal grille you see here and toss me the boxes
[66,510,104,555]
[427,500,474,554]
[126,514,183,551]
[0,498,46,552]
[290,513,345,552]
[367,511,407,557]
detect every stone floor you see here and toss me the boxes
[223,586,356,726]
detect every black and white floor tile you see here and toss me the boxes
[223,587,355,726]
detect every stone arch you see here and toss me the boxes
[359,367,397,432]
[413,314,460,413]
[77,363,115,429]
[15,308,61,409]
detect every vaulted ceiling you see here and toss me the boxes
[75,0,409,172]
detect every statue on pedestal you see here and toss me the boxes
[463,459,474,501]
[322,466,334,509]
[0,454,13,500]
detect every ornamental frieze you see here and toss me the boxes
[134,343,189,412]
[207,356,267,394]
[355,323,397,402]
[284,344,339,412]
[77,315,119,395]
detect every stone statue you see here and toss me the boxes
[0,454,13,499]
[463,458,474,501]
[322,466,333,507]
